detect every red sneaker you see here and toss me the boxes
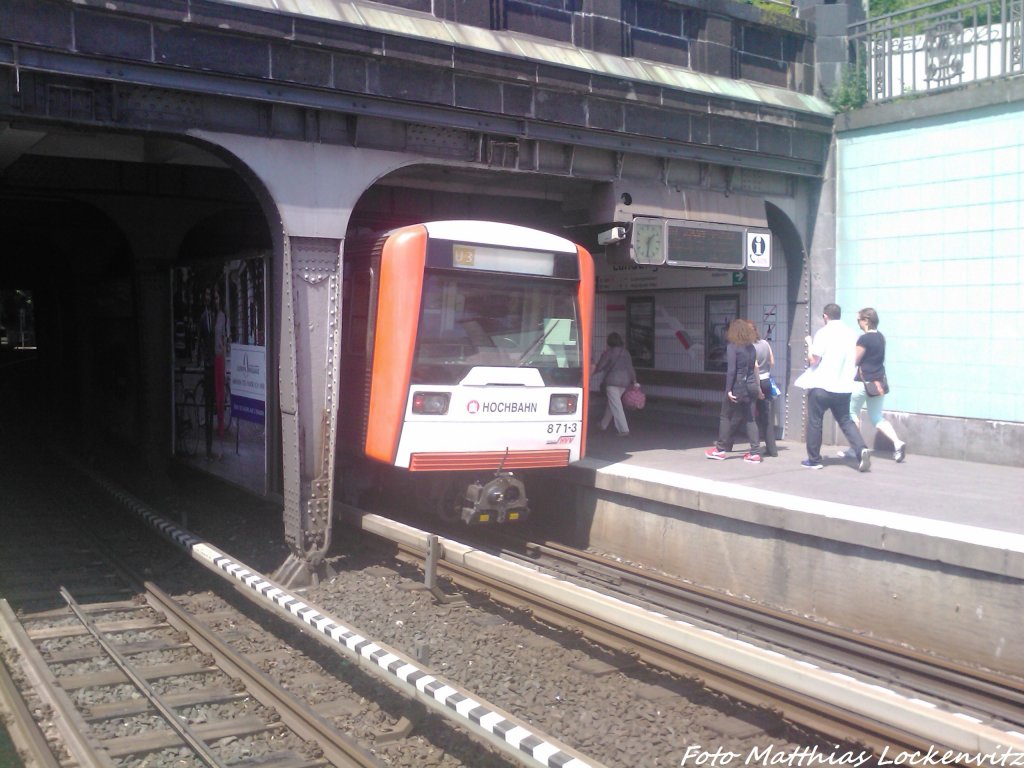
[743,453,762,464]
[705,448,727,460]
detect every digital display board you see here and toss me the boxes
[665,221,744,268]
[629,217,753,270]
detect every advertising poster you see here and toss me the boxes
[627,296,655,368]
[229,344,266,424]
[704,294,738,372]
[172,256,267,493]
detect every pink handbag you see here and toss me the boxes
[621,385,646,410]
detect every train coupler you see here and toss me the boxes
[461,472,530,524]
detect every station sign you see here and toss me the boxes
[629,217,771,271]
[745,229,772,271]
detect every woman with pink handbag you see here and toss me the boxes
[592,332,638,437]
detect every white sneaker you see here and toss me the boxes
[858,448,873,473]
[835,448,855,459]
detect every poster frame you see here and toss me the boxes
[626,295,655,369]
[704,293,739,373]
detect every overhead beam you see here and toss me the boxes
[0,44,827,179]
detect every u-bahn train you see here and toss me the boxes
[338,220,595,524]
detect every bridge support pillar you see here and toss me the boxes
[191,133,422,585]
[274,235,344,587]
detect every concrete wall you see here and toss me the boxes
[556,464,1023,677]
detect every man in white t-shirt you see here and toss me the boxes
[794,303,871,471]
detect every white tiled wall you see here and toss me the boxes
[592,266,789,412]
[837,103,1024,422]
[747,265,789,401]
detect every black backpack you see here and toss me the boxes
[744,366,761,399]
[733,348,760,401]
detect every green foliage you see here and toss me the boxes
[868,0,916,16]
[868,0,1002,25]
[742,0,794,16]
[829,63,868,112]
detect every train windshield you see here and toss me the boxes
[413,271,582,385]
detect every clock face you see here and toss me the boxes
[632,219,664,264]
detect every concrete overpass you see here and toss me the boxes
[0,0,836,583]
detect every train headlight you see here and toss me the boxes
[548,394,578,415]
[412,392,450,415]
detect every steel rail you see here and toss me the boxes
[5,490,374,767]
[0,639,63,768]
[358,512,1024,762]
[6,495,377,767]
[0,599,119,768]
[50,473,399,768]
[76,463,610,768]
[58,586,231,768]
[525,538,1024,722]
[393,539,927,756]
[139,579,382,768]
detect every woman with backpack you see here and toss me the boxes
[751,321,779,458]
[705,318,763,463]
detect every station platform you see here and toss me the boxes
[554,405,1024,677]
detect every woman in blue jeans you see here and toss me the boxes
[847,307,906,462]
[751,322,778,458]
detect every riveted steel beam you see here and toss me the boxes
[0,44,826,178]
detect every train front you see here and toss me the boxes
[365,221,594,524]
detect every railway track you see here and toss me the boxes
[7,451,1022,768]
[0,589,377,768]
[0,556,386,767]
[362,512,1024,763]
[513,538,1024,729]
[2,455,607,768]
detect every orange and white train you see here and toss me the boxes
[338,220,594,523]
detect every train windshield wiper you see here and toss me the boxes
[514,319,560,367]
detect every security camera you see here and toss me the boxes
[598,226,626,245]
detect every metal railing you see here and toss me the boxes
[849,0,1024,102]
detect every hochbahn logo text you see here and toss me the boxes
[467,399,538,414]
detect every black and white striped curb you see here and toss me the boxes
[82,468,599,768]
[192,542,596,768]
